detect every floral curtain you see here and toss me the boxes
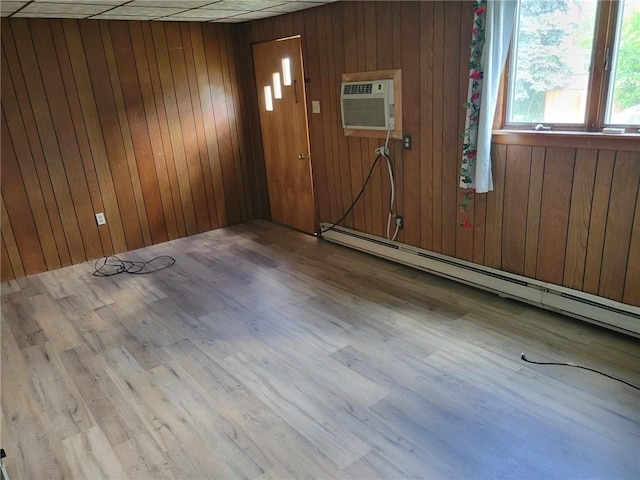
[460,0,517,223]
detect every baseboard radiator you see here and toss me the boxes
[319,223,640,338]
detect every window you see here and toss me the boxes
[504,0,640,131]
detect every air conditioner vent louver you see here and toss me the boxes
[341,79,394,130]
[343,83,373,95]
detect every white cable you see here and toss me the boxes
[385,155,399,241]
[381,129,399,242]
[386,156,395,213]
[383,128,391,155]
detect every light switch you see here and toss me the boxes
[312,101,320,114]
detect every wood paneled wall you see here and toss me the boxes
[1,18,258,282]
[2,5,638,308]
[234,1,640,307]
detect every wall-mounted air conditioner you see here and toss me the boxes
[341,80,394,130]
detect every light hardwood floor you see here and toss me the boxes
[1,221,639,479]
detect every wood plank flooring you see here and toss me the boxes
[1,220,639,479]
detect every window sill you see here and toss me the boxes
[492,129,640,152]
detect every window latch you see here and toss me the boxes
[604,47,611,71]
[533,123,551,131]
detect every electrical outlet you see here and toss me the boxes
[312,100,320,113]
[403,134,412,151]
[395,215,404,230]
[95,212,106,225]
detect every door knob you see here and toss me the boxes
[298,153,311,161]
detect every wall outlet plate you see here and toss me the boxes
[95,212,106,225]
[312,101,320,114]
[403,134,411,150]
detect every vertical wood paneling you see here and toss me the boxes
[1,17,252,281]
[81,20,146,249]
[441,1,461,257]
[1,63,63,270]
[353,4,372,235]
[582,151,615,295]
[50,20,115,256]
[330,7,352,232]
[129,21,180,240]
[32,19,104,259]
[391,2,403,244]
[200,26,241,228]
[501,146,531,275]
[63,19,128,253]
[472,192,487,265]
[0,119,47,274]
[598,152,640,301]
[1,196,25,279]
[5,4,637,309]
[1,234,15,282]
[364,2,381,238]
[400,2,421,247]
[431,1,445,253]
[5,43,74,267]
[343,2,364,233]
[140,21,187,239]
[219,26,250,223]
[231,25,261,221]
[563,149,597,290]
[164,22,210,234]
[224,26,254,222]
[536,148,575,285]
[300,10,326,224]
[524,147,545,278]
[109,21,167,245]
[237,2,638,307]
[623,188,640,305]
[318,8,339,225]
[186,22,223,230]
[419,1,434,252]
[8,20,87,263]
[100,21,153,246]
[376,1,392,240]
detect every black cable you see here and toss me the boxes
[521,353,640,391]
[320,152,395,234]
[93,255,175,277]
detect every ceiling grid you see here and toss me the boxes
[1,0,336,22]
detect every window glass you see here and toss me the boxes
[507,0,598,124]
[605,0,640,125]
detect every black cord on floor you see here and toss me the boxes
[521,353,640,391]
[93,255,176,277]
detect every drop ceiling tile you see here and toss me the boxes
[202,0,286,10]
[264,1,318,13]
[225,10,281,20]
[191,8,251,18]
[32,0,126,3]
[91,13,159,19]
[13,11,93,18]
[212,16,247,22]
[127,0,217,7]
[104,5,187,15]
[160,8,243,19]
[1,1,28,16]
[160,16,210,21]
[16,2,114,15]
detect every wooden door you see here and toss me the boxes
[253,37,316,234]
